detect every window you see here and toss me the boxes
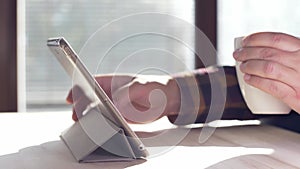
[23,0,195,111]
[218,0,300,66]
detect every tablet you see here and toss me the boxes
[47,37,148,161]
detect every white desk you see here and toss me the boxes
[1,111,300,169]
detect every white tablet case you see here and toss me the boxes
[60,106,137,162]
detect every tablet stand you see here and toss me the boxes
[60,107,137,162]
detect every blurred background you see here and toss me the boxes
[1,0,300,112]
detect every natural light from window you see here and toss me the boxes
[218,0,300,66]
[22,0,195,112]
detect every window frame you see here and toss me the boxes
[0,0,17,112]
[195,0,217,68]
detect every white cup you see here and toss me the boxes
[234,37,291,114]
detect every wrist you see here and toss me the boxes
[166,73,202,125]
[165,78,181,116]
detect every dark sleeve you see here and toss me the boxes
[168,66,264,125]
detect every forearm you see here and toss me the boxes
[168,66,260,125]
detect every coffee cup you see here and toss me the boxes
[234,37,291,114]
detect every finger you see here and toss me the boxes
[66,90,73,104]
[243,32,300,52]
[119,101,166,124]
[111,75,135,88]
[234,47,299,69]
[72,107,78,121]
[126,81,167,109]
[243,74,300,113]
[95,75,135,96]
[66,85,86,104]
[69,85,93,120]
[71,94,92,121]
[244,74,294,105]
[240,60,300,88]
[111,81,150,117]
[112,81,166,124]
[126,101,165,124]
[113,81,152,109]
[74,93,91,112]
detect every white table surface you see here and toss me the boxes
[1,111,300,169]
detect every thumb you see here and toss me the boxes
[66,90,73,104]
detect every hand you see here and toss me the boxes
[66,74,180,123]
[66,75,134,121]
[233,32,300,113]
